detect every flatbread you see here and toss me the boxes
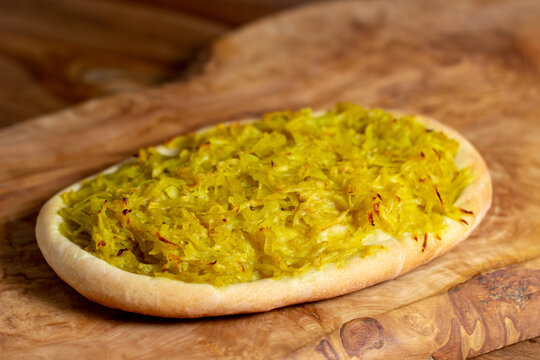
[35,112,492,318]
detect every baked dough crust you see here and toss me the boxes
[35,113,492,318]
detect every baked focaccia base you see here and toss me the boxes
[35,114,492,318]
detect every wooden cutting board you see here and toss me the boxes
[1,0,540,358]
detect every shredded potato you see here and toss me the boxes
[59,103,471,286]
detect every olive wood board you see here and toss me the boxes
[1,0,540,358]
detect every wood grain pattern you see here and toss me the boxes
[1,0,540,358]
[475,337,540,360]
[285,258,540,359]
[0,0,228,127]
[0,0,322,128]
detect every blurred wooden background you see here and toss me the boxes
[0,0,321,127]
[0,1,538,358]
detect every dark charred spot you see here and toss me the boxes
[433,148,441,160]
[368,212,375,226]
[459,218,469,225]
[156,232,177,246]
[123,197,128,204]
[420,151,425,158]
[122,209,132,215]
[222,218,227,222]
[377,193,382,201]
[422,233,428,252]
[434,186,444,207]
[419,178,425,183]
[116,248,129,256]
[459,208,474,215]
[98,240,106,247]
[209,261,217,265]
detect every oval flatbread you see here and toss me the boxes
[35,110,492,318]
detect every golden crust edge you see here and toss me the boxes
[35,112,492,318]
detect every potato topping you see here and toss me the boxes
[59,103,471,286]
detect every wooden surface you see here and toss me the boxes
[0,0,316,128]
[1,0,540,358]
[286,259,540,359]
